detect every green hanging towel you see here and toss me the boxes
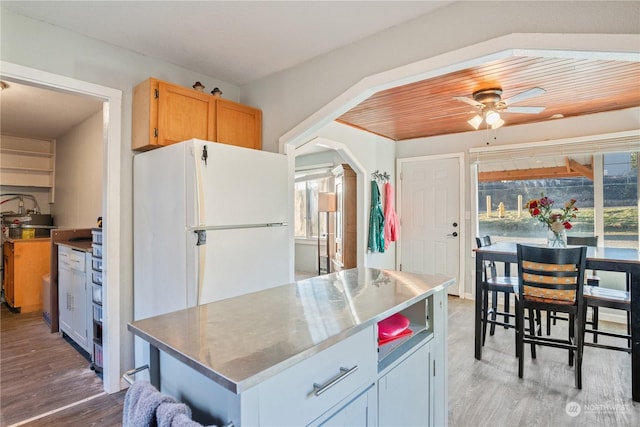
[368,180,385,253]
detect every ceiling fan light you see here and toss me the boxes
[485,110,501,125]
[490,118,505,130]
[468,115,483,130]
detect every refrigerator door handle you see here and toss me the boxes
[195,230,207,246]
[189,222,288,233]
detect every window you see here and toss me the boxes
[477,175,594,244]
[294,173,333,239]
[603,152,638,248]
[475,150,639,249]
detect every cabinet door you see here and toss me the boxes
[3,242,14,306]
[70,268,88,351]
[215,99,262,150]
[378,342,431,427]
[85,253,94,352]
[157,81,215,146]
[58,250,73,335]
[314,384,375,427]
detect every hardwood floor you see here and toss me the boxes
[448,295,639,426]
[0,303,124,426]
[1,294,638,426]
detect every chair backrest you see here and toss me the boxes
[476,236,497,278]
[567,236,598,247]
[475,235,492,248]
[517,244,587,305]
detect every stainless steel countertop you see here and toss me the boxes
[128,268,455,394]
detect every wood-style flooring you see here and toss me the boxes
[448,296,639,426]
[0,303,124,426]
[1,296,638,426]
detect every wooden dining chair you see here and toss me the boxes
[565,236,630,349]
[515,244,587,389]
[475,236,519,345]
[547,236,600,335]
[583,285,631,352]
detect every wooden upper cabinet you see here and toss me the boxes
[216,99,262,150]
[157,81,215,147]
[132,78,262,151]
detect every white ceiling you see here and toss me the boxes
[0,80,104,140]
[2,1,451,86]
[0,0,451,140]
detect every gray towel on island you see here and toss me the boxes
[123,380,177,427]
[157,401,194,427]
[172,413,209,427]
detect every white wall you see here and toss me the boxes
[52,110,103,228]
[311,122,397,270]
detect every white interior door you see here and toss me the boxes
[399,157,461,295]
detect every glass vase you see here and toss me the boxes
[547,227,567,248]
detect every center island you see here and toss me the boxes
[128,268,455,427]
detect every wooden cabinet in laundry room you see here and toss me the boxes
[2,238,50,313]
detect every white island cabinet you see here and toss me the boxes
[128,268,454,427]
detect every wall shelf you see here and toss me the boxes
[0,136,56,189]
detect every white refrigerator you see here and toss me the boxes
[133,139,291,365]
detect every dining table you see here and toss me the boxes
[473,241,640,402]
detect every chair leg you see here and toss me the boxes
[482,288,489,346]
[568,315,575,367]
[490,290,498,336]
[503,291,510,329]
[592,306,599,344]
[628,310,632,349]
[575,312,583,390]
[546,310,552,335]
[517,301,524,378]
[515,300,520,358]
[528,308,536,359]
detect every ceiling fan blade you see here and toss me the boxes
[453,96,483,108]
[502,87,545,106]
[502,106,545,114]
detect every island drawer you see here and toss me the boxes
[258,325,376,426]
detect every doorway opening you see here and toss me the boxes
[0,61,123,394]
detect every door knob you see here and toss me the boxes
[447,232,458,237]
[452,222,458,227]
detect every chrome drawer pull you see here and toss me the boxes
[312,365,358,396]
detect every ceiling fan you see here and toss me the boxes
[453,87,546,130]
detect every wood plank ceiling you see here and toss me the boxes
[337,54,640,141]
[335,53,640,181]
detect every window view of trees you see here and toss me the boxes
[478,152,638,248]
